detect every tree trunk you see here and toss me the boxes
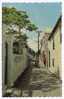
[19,27,21,35]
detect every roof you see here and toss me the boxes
[48,16,61,40]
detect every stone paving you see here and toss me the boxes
[4,67,62,97]
[30,68,61,91]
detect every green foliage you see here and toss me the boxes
[2,6,38,52]
[2,7,38,31]
[15,34,28,42]
[2,7,29,28]
[22,34,28,40]
[27,23,38,31]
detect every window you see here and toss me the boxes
[52,59,54,67]
[49,51,50,67]
[5,42,8,85]
[59,22,61,43]
[60,32,62,43]
[13,41,23,54]
[13,42,19,54]
[53,37,55,49]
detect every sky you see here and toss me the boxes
[2,3,61,52]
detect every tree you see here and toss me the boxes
[2,7,38,56]
[26,23,38,31]
[2,7,38,34]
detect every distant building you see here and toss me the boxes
[39,32,49,68]
[48,16,61,79]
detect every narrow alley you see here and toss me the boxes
[4,59,62,97]
[2,3,62,97]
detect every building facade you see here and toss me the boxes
[39,32,49,68]
[2,24,28,94]
[48,16,61,79]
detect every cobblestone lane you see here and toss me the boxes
[4,66,62,97]
[29,67,62,96]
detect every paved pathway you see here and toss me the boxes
[4,66,62,97]
[30,67,61,88]
[29,67,62,96]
